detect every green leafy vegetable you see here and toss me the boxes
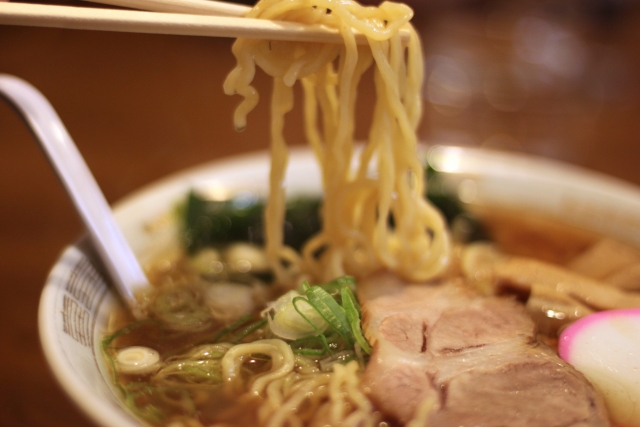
[267,290,329,340]
[304,283,355,346]
[265,276,372,366]
[183,192,322,254]
[181,165,488,257]
[123,382,197,423]
[149,286,212,332]
[102,320,159,387]
[154,359,223,385]
[210,313,253,343]
[340,286,371,354]
[291,296,333,355]
[227,318,267,343]
[124,382,165,424]
[102,322,200,424]
[288,334,341,356]
[317,275,357,296]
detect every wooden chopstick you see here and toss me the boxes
[0,2,409,44]
[81,0,249,17]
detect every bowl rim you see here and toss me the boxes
[39,245,137,427]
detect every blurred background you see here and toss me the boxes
[1,0,639,425]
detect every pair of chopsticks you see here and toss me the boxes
[0,0,409,44]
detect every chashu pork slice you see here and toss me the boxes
[359,273,609,427]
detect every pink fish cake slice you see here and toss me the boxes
[559,308,640,427]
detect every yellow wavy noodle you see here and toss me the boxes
[221,339,296,395]
[254,360,377,427]
[224,0,451,284]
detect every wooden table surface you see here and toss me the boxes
[1,1,640,426]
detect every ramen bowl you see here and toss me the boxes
[38,145,640,427]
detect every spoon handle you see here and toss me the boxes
[0,74,146,318]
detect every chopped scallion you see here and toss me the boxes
[305,284,354,345]
[340,286,371,354]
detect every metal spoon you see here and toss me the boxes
[0,74,147,318]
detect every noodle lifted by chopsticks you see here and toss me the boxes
[224,0,451,284]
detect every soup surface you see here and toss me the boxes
[103,191,640,427]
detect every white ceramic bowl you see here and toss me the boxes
[38,146,640,427]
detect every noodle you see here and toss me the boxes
[221,339,296,394]
[219,339,377,427]
[261,372,331,427]
[326,361,379,427]
[256,360,378,427]
[224,0,451,284]
[107,2,458,426]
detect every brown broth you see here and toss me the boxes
[104,297,270,426]
[104,207,638,427]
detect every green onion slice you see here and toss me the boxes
[340,286,371,354]
[305,285,354,345]
[292,296,332,354]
